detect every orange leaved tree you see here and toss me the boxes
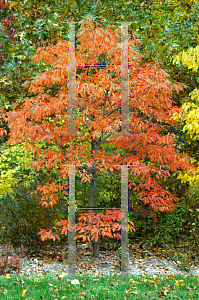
[0,16,197,258]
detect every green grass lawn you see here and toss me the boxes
[0,271,198,299]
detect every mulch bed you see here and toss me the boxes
[1,238,198,277]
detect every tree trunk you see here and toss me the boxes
[88,141,100,258]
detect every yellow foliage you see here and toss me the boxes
[0,143,36,197]
[170,102,199,185]
[172,45,199,72]
[176,163,199,186]
[172,45,199,141]
[170,45,199,186]
[173,102,199,140]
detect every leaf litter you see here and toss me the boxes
[7,239,199,277]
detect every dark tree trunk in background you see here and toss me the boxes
[88,141,100,258]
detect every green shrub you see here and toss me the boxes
[0,178,64,253]
[129,195,199,248]
[0,142,38,198]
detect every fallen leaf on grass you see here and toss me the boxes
[175,280,184,287]
[57,272,67,278]
[48,283,54,286]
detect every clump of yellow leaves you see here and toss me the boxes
[171,46,199,186]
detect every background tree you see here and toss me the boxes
[170,44,199,210]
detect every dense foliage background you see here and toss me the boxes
[0,0,198,258]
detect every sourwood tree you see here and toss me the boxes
[0,17,197,257]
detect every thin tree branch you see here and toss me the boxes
[103,89,108,116]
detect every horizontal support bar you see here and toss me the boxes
[78,65,121,67]
[77,207,121,210]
